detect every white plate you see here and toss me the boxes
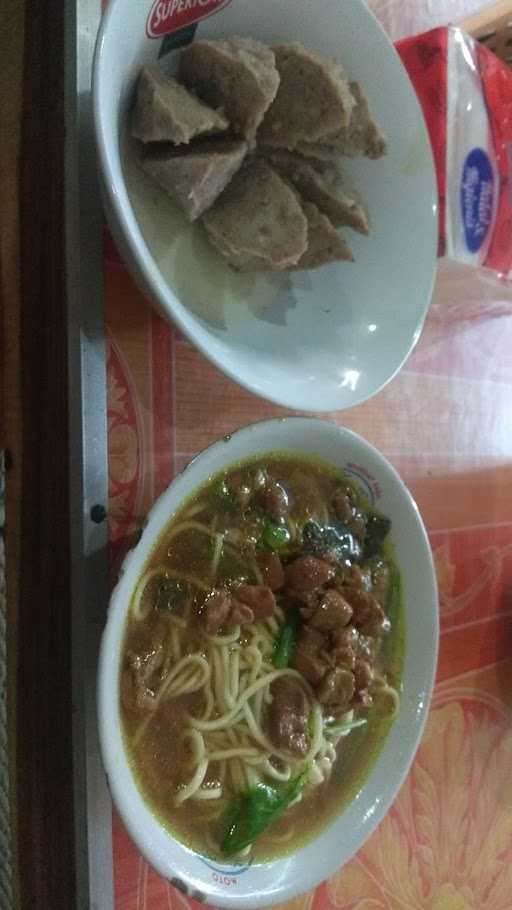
[98,417,438,908]
[93,0,438,412]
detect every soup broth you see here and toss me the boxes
[120,454,404,861]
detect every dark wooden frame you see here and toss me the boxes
[1,0,77,906]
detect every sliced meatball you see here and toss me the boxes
[292,626,329,684]
[131,67,228,145]
[292,203,353,270]
[309,589,353,631]
[258,553,285,591]
[317,667,355,709]
[268,677,310,757]
[340,588,390,637]
[141,139,248,222]
[285,556,334,594]
[259,43,354,149]
[179,37,280,144]
[235,584,276,620]
[296,82,387,160]
[263,150,369,235]
[202,160,308,271]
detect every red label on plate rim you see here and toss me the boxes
[146,0,232,39]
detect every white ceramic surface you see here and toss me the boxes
[98,418,438,908]
[92,0,438,412]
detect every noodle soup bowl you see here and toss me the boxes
[98,418,438,908]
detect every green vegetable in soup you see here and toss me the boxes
[262,520,290,552]
[221,770,309,855]
[325,717,368,736]
[273,614,300,669]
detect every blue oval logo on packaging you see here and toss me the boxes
[460,148,495,253]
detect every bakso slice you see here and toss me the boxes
[268,677,310,757]
[179,37,280,144]
[202,160,308,271]
[285,555,334,594]
[131,66,228,144]
[264,149,369,234]
[258,43,354,150]
[293,203,353,270]
[296,82,387,160]
[141,139,248,221]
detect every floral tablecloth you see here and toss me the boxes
[104,3,512,908]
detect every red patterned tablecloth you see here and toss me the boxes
[104,4,512,907]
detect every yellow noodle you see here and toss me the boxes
[189,669,306,732]
[175,758,209,805]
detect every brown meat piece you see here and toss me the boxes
[258,481,289,521]
[235,584,276,620]
[204,590,233,634]
[332,488,366,538]
[203,589,256,633]
[141,139,247,222]
[309,589,353,631]
[298,590,323,617]
[131,66,228,145]
[229,600,255,625]
[296,82,387,160]
[263,150,369,235]
[285,556,334,594]
[293,203,353,270]
[331,625,358,670]
[317,667,355,709]
[268,677,310,757]
[340,588,390,637]
[179,37,279,144]
[202,160,308,271]
[292,626,329,685]
[259,43,354,150]
[258,553,285,591]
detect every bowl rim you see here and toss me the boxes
[98,416,439,907]
[91,0,439,413]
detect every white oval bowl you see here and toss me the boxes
[92,0,438,412]
[98,417,438,908]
